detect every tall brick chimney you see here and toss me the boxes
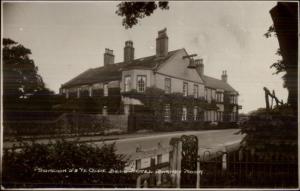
[221,70,228,83]
[124,40,134,63]
[104,48,114,66]
[156,28,168,57]
[195,59,204,76]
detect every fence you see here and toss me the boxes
[199,148,298,188]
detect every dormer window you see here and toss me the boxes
[136,75,146,93]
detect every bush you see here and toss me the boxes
[2,140,137,188]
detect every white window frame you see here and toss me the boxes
[193,84,199,98]
[136,75,147,93]
[182,107,187,121]
[103,83,108,96]
[193,106,198,121]
[183,82,188,97]
[164,104,171,122]
[124,75,131,92]
[165,78,171,94]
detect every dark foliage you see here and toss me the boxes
[241,105,297,160]
[2,140,137,188]
[180,135,198,188]
[116,1,169,29]
[3,38,50,100]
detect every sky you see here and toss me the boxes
[2,1,288,113]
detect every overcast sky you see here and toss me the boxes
[3,1,287,113]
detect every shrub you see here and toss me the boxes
[2,139,137,188]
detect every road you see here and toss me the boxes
[3,129,244,157]
[91,129,244,155]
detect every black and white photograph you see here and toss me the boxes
[1,0,298,189]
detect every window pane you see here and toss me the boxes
[183,82,188,96]
[124,76,131,92]
[165,78,171,94]
[194,84,198,98]
[104,84,108,96]
[182,107,187,121]
[137,75,146,93]
[164,104,171,122]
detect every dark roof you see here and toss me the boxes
[61,49,181,88]
[61,64,123,88]
[202,75,238,93]
[121,49,181,70]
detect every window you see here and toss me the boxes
[193,106,198,121]
[103,83,108,96]
[157,154,162,164]
[164,104,171,122]
[136,159,141,170]
[102,106,107,115]
[182,107,187,121]
[183,82,188,96]
[165,78,171,94]
[193,84,199,98]
[124,75,131,92]
[136,75,147,93]
[89,87,92,97]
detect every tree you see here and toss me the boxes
[264,2,298,112]
[116,1,169,29]
[3,38,48,100]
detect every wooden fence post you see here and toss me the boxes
[222,152,227,170]
[176,141,182,188]
[196,156,201,188]
[136,175,141,188]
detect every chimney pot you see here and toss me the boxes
[124,40,134,63]
[104,48,114,66]
[222,70,228,83]
[156,28,168,57]
[195,58,204,76]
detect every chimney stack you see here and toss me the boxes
[156,28,168,57]
[124,40,134,63]
[104,48,114,66]
[195,59,204,76]
[221,70,228,83]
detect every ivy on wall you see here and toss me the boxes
[122,87,218,131]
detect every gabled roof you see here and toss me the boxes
[61,49,181,88]
[202,75,238,93]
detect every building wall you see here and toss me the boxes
[155,73,205,97]
[157,49,204,85]
[121,69,153,92]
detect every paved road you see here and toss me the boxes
[3,129,244,158]
[91,129,244,155]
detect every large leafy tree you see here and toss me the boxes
[3,38,48,100]
[116,1,169,29]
